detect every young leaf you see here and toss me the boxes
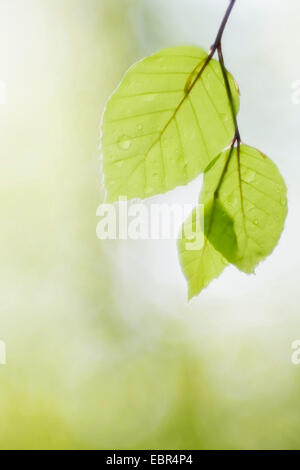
[177,208,228,300]
[203,144,288,273]
[178,144,287,298]
[101,46,240,202]
[178,163,237,299]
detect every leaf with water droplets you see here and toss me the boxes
[101,46,240,202]
[178,202,235,299]
[201,144,288,273]
[178,144,287,298]
[178,157,238,298]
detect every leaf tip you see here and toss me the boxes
[188,290,197,302]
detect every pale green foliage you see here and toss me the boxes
[179,145,287,297]
[202,144,288,273]
[101,46,239,202]
[101,45,287,299]
[178,206,228,300]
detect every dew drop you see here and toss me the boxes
[118,135,132,150]
[146,186,154,196]
[227,192,238,207]
[280,197,286,206]
[220,112,229,122]
[243,169,256,183]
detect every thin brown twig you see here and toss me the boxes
[189,0,240,148]
[211,0,237,52]
[206,2,242,198]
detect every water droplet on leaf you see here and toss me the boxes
[280,197,286,206]
[118,135,132,150]
[243,169,256,183]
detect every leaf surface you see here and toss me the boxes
[101,46,240,201]
[178,144,287,297]
[178,202,231,300]
[201,144,288,273]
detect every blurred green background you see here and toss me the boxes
[0,0,300,449]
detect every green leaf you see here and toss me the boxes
[101,46,240,202]
[178,150,239,298]
[178,144,287,298]
[178,204,230,300]
[202,144,288,273]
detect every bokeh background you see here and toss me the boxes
[0,0,300,450]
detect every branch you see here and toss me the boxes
[199,1,241,197]
[212,0,237,51]
[217,43,241,147]
[191,1,240,147]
